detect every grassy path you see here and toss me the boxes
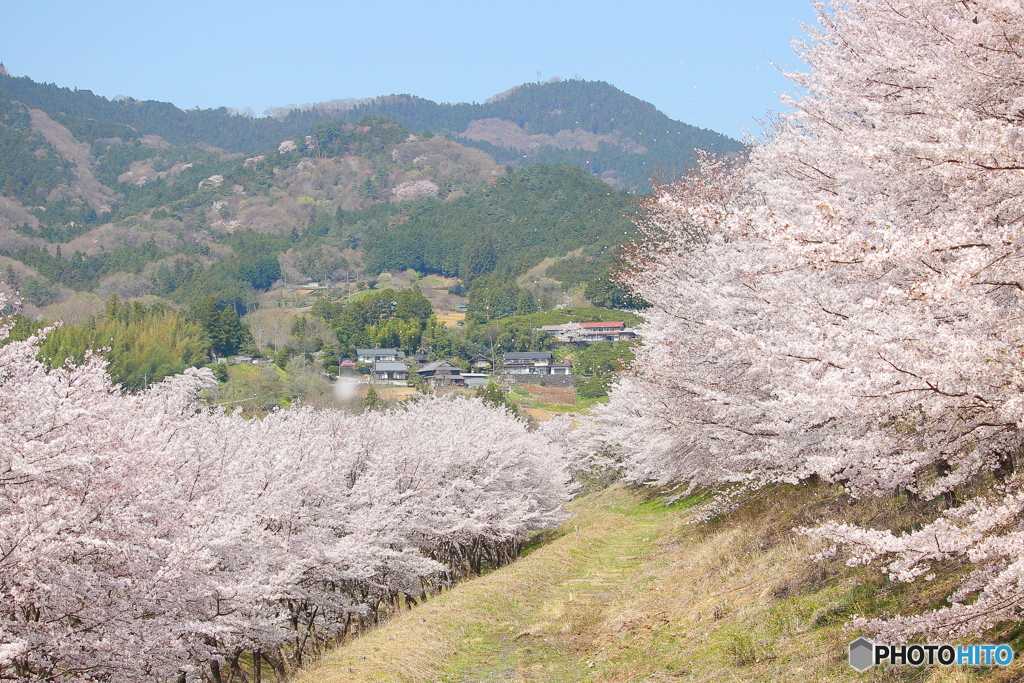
[295,485,1024,683]
[295,487,670,683]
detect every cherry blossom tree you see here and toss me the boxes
[0,289,573,681]
[0,296,205,680]
[598,0,1024,637]
[559,322,587,344]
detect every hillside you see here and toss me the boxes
[0,72,733,319]
[0,106,614,314]
[0,72,658,321]
[335,79,745,191]
[361,163,636,279]
[294,484,1024,683]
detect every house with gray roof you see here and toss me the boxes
[357,348,405,363]
[415,360,464,385]
[501,351,570,375]
[373,361,408,382]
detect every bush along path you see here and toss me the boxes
[295,484,1024,683]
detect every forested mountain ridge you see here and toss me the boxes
[331,79,744,191]
[361,163,636,279]
[0,71,331,152]
[0,109,502,312]
[0,71,741,194]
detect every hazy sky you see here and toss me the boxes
[0,0,819,140]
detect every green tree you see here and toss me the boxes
[206,362,229,382]
[193,296,250,357]
[16,276,57,307]
[516,289,537,315]
[363,386,382,412]
[33,303,211,390]
[583,269,648,309]
[475,381,522,419]
[238,255,281,291]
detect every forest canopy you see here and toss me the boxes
[362,164,636,280]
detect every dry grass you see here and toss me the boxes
[460,119,644,155]
[520,385,575,406]
[292,484,1024,683]
[36,291,104,325]
[523,407,554,422]
[375,386,419,402]
[28,109,118,212]
[293,486,662,683]
[436,312,466,327]
[0,195,39,231]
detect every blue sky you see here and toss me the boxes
[0,0,818,140]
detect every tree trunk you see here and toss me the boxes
[936,460,959,508]
[227,649,247,683]
[995,450,1016,481]
[260,650,287,683]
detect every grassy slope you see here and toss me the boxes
[295,485,1024,683]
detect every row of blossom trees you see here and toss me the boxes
[0,296,572,681]
[598,0,1024,640]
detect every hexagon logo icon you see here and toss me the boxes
[849,637,874,671]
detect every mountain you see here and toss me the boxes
[328,79,744,191]
[0,71,734,324]
[0,78,638,318]
[0,72,743,194]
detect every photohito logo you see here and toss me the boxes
[849,637,1014,671]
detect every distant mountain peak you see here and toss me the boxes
[334,79,743,191]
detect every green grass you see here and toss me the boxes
[516,396,608,415]
[419,276,450,289]
[346,287,383,303]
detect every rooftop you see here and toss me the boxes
[503,352,553,360]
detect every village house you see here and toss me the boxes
[468,354,493,370]
[461,373,492,388]
[501,352,572,376]
[373,361,408,382]
[415,360,464,385]
[356,348,405,363]
[538,321,637,343]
